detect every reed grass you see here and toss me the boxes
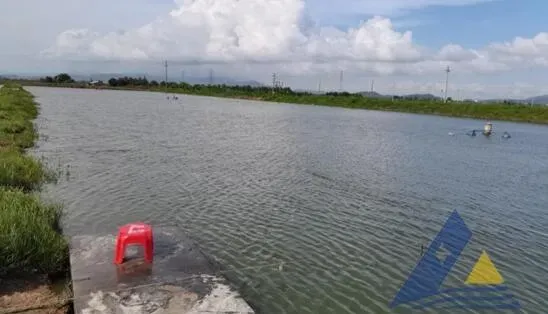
[0,83,68,277]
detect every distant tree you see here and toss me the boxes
[54,73,74,83]
[137,76,149,86]
[97,75,302,97]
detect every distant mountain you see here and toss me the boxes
[184,76,264,87]
[357,91,389,98]
[355,91,442,101]
[357,92,547,105]
[0,74,26,79]
[481,96,548,105]
[525,95,548,105]
[402,93,441,100]
[293,88,315,93]
[482,98,521,103]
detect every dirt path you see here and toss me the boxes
[0,276,72,314]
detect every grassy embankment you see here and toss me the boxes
[0,82,71,313]
[9,78,548,124]
[163,86,548,124]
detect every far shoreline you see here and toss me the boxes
[7,78,548,125]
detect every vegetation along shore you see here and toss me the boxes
[4,74,548,124]
[0,83,72,313]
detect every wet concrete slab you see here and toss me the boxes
[69,226,254,313]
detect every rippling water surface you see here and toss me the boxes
[29,87,548,313]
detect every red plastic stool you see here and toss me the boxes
[114,222,154,265]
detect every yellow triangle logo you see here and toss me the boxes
[465,250,504,285]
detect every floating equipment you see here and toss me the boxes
[483,121,493,136]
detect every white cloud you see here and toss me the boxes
[0,0,174,51]
[41,0,548,80]
[433,33,548,73]
[436,44,477,62]
[42,0,422,66]
[488,32,548,66]
[0,0,542,98]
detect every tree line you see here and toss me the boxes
[39,73,74,84]
[34,73,510,103]
[38,73,298,95]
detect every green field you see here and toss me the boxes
[154,84,548,124]
[0,83,68,278]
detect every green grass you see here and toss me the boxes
[0,188,68,276]
[0,84,39,149]
[0,148,51,191]
[150,86,548,124]
[256,94,548,124]
[0,83,68,278]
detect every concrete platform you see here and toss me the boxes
[69,226,255,313]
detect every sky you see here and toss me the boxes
[1,0,548,99]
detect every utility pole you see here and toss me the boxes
[339,70,343,92]
[181,70,185,83]
[209,69,214,85]
[370,79,375,93]
[164,60,168,94]
[444,65,450,102]
[318,77,322,93]
[272,73,277,93]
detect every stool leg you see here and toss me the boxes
[114,238,125,264]
[144,235,153,263]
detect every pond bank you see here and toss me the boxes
[11,80,548,125]
[1,83,255,314]
[0,83,72,313]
